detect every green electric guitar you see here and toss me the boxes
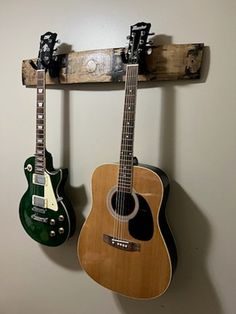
[19,32,75,246]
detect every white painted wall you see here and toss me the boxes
[0,0,235,313]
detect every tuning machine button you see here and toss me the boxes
[58,215,64,222]
[146,48,153,55]
[50,230,56,237]
[58,227,64,234]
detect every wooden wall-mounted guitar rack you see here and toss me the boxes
[22,43,204,86]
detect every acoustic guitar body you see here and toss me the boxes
[78,163,177,299]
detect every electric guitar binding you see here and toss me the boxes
[78,22,177,299]
[19,32,75,246]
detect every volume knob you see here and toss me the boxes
[58,227,64,234]
[58,215,64,222]
[50,219,56,225]
[50,230,56,237]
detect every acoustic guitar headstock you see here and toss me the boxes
[126,22,152,65]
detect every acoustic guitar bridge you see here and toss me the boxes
[103,234,140,252]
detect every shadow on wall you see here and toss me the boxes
[114,182,222,314]
[40,88,86,270]
[114,39,221,313]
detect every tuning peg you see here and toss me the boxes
[148,32,155,36]
[126,35,131,40]
[146,47,152,55]
[147,40,154,45]
[56,39,61,44]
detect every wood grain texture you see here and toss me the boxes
[22,43,204,86]
[78,163,172,299]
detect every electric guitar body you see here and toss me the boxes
[19,151,75,246]
[19,32,75,246]
[79,163,176,299]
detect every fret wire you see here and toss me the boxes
[118,177,132,182]
[118,183,132,188]
[119,167,132,171]
[117,187,131,193]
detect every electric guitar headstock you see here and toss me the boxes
[37,32,58,70]
[126,22,152,66]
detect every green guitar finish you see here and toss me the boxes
[19,151,75,246]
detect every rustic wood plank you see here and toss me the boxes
[22,43,204,86]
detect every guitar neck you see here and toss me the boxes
[118,64,139,193]
[35,69,46,174]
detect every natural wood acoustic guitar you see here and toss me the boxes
[78,22,177,298]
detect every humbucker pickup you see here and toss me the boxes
[33,173,46,186]
[32,195,47,208]
[103,234,140,252]
[32,206,47,214]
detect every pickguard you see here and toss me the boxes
[128,194,154,241]
[32,172,58,211]
[44,172,58,211]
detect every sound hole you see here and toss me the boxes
[111,191,136,217]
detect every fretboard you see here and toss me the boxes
[118,64,139,193]
[35,70,46,175]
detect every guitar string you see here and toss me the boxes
[115,64,138,241]
[42,70,46,204]
[34,70,41,202]
[121,64,132,240]
[120,64,131,240]
[122,64,133,240]
[114,64,130,240]
[34,71,37,201]
[122,64,138,241]
[42,70,46,202]
[34,70,46,207]
[114,65,129,240]
[123,65,137,240]
[121,64,134,240]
